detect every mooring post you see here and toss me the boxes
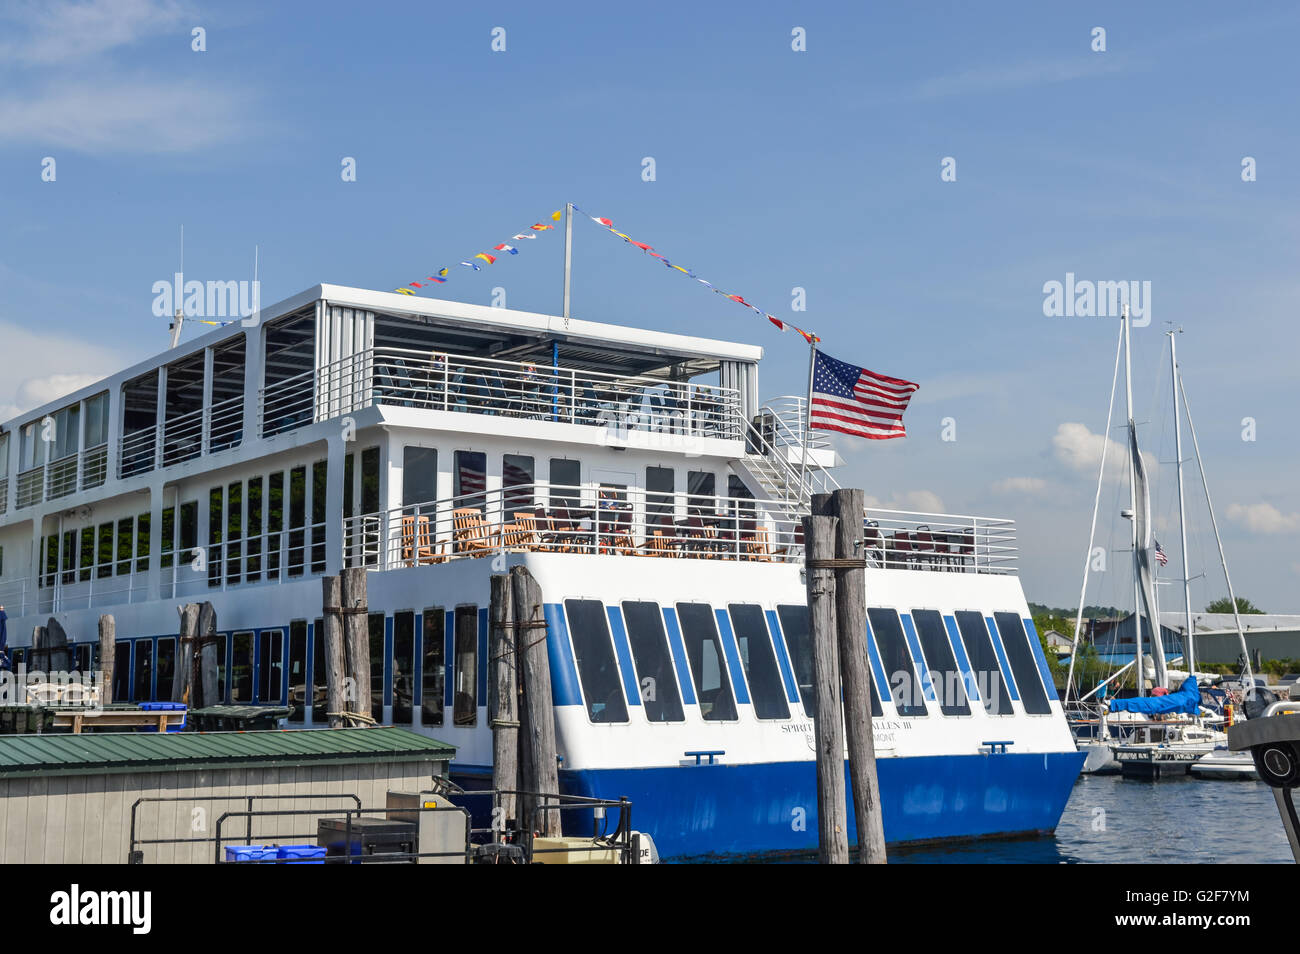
[489,574,519,839]
[804,512,849,864]
[511,565,559,844]
[98,614,115,705]
[322,576,346,727]
[173,603,199,703]
[341,567,372,723]
[827,488,887,864]
[197,602,219,709]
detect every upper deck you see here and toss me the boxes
[0,285,762,521]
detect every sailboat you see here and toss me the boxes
[1064,310,1255,779]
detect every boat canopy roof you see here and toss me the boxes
[1108,677,1200,716]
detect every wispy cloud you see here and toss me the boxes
[909,55,1128,102]
[1052,421,1154,482]
[1227,502,1300,535]
[0,0,192,66]
[0,320,124,423]
[992,476,1047,495]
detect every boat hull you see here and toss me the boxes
[548,750,1085,860]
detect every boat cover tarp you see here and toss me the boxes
[1109,676,1199,715]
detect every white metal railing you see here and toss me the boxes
[259,347,745,441]
[119,425,158,479]
[0,476,7,515]
[761,395,830,451]
[45,452,79,500]
[338,482,1018,575]
[162,405,205,466]
[208,394,244,453]
[15,465,43,509]
[743,407,840,505]
[80,443,107,490]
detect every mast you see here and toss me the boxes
[1177,372,1255,689]
[169,224,185,349]
[1123,304,1144,695]
[562,202,573,326]
[1169,329,1195,675]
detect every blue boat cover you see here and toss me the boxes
[1109,676,1200,715]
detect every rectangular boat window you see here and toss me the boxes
[85,391,109,447]
[564,599,629,724]
[115,517,134,576]
[955,610,1013,716]
[402,446,438,508]
[311,460,328,574]
[423,608,445,726]
[993,612,1051,715]
[156,637,175,699]
[776,605,816,717]
[160,506,175,571]
[258,629,283,704]
[621,601,684,722]
[216,634,228,703]
[646,467,674,528]
[369,613,385,722]
[361,446,380,512]
[113,642,130,701]
[78,527,94,583]
[266,474,283,580]
[208,486,223,587]
[42,535,56,588]
[226,481,242,584]
[230,632,253,702]
[311,618,325,722]
[288,620,307,723]
[675,602,737,721]
[133,639,153,703]
[868,608,927,717]
[503,454,535,512]
[549,458,580,505]
[135,512,150,574]
[288,466,306,577]
[179,500,197,567]
[911,610,971,716]
[61,530,76,585]
[393,610,415,724]
[728,604,791,720]
[453,606,478,726]
[247,477,263,581]
[454,450,487,510]
[687,471,715,512]
[96,523,113,580]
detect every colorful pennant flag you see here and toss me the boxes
[392,209,562,296]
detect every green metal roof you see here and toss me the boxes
[0,727,455,780]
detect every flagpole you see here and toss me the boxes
[562,202,573,326]
[798,339,817,503]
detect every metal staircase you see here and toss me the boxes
[737,399,840,510]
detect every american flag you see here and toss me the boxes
[1154,538,1169,566]
[810,350,919,440]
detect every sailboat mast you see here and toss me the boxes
[1123,305,1144,695]
[1177,373,1255,688]
[1169,330,1195,675]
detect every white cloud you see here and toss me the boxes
[1052,421,1154,481]
[0,0,192,66]
[1226,502,1300,535]
[0,320,124,423]
[865,490,946,514]
[992,476,1047,495]
[910,56,1127,101]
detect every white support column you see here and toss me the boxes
[325,435,346,575]
[145,479,164,601]
[241,326,264,445]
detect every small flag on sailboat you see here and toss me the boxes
[810,350,919,440]
[1154,538,1169,566]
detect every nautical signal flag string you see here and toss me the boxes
[392,209,563,296]
[571,205,820,345]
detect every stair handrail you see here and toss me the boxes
[743,405,841,507]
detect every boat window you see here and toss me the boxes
[258,629,284,704]
[503,454,535,512]
[687,471,715,512]
[231,632,253,702]
[61,530,75,585]
[675,602,737,721]
[954,610,1013,716]
[113,642,130,701]
[369,613,385,722]
[403,446,438,508]
[288,465,306,577]
[85,391,109,447]
[116,517,134,576]
[159,506,175,572]
[993,612,1051,715]
[868,608,927,717]
[455,450,487,510]
[207,486,223,587]
[646,467,674,528]
[311,460,327,574]
[266,474,283,580]
[453,606,478,726]
[564,599,629,724]
[550,458,580,505]
[135,512,150,574]
[132,639,153,703]
[423,608,445,726]
[311,618,325,722]
[911,610,971,716]
[247,478,263,582]
[288,620,307,723]
[226,481,242,584]
[393,610,415,724]
[216,635,228,703]
[97,523,113,580]
[776,605,815,717]
[361,446,381,512]
[621,601,685,722]
[155,638,175,699]
[728,604,791,720]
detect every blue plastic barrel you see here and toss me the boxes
[277,844,327,864]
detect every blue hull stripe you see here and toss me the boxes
[605,606,642,707]
[766,609,800,704]
[660,608,697,706]
[985,615,1019,701]
[542,603,583,707]
[865,619,889,698]
[943,614,981,703]
[714,608,751,706]
[558,751,1085,860]
[900,613,938,702]
[1022,617,1060,701]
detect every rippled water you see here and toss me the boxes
[892,774,1293,863]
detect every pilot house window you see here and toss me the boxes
[565,599,628,724]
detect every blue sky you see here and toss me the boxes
[2,1,1299,613]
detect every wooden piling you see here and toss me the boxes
[321,576,347,727]
[511,565,558,839]
[489,574,519,837]
[97,615,115,705]
[826,489,887,864]
[341,567,372,723]
[173,603,199,704]
[197,601,219,709]
[803,513,849,864]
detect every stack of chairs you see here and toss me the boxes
[400,514,446,565]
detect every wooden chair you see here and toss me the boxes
[745,524,772,561]
[452,507,497,555]
[401,514,445,565]
[641,529,676,557]
[499,510,540,550]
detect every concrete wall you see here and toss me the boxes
[0,758,446,864]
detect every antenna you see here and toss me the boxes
[169,224,185,349]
